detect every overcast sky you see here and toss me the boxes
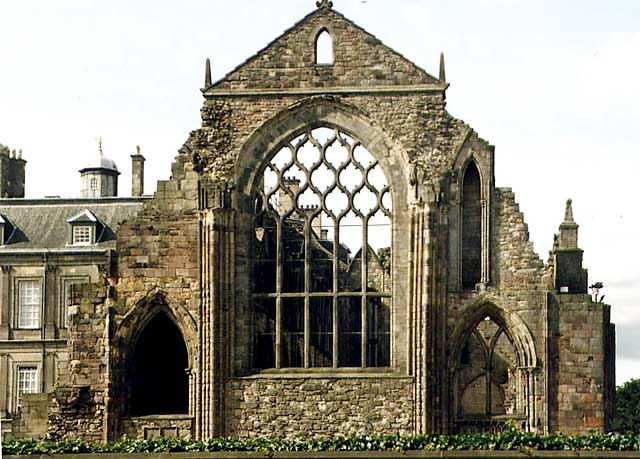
[1,0,638,383]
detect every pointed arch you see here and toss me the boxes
[315,28,334,65]
[448,299,537,374]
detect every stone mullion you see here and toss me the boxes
[0,266,10,339]
[332,218,339,369]
[360,216,368,367]
[275,218,283,369]
[303,218,311,369]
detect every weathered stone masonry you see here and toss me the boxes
[3,2,613,441]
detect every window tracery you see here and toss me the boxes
[253,126,392,369]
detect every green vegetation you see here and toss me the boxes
[612,378,640,434]
[4,430,640,455]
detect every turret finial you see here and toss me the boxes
[564,198,575,224]
[316,0,333,8]
[439,52,446,83]
[97,137,103,156]
[136,145,141,155]
[205,58,212,88]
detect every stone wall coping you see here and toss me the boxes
[125,414,194,421]
[236,372,413,380]
[204,84,448,98]
[7,451,640,459]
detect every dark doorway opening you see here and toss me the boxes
[130,312,189,415]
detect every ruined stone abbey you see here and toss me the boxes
[0,1,615,441]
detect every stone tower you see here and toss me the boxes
[0,144,26,198]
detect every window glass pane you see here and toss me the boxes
[310,297,333,367]
[281,298,304,368]
[254,298,276,369]
[366,297,390,367]
[17,367,38,407]
[253,214,277,294]
[310,212,333,293]
[338,297,361,367]
[18,280,40,329]
[282,216,305,293]
[73,225,92,244]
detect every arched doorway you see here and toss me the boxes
[129,312,189,415]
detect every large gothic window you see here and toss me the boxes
[253,126,392,369]
[461,161,481,290]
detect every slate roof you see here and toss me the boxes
[0,197,148,251]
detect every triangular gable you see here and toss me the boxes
[208,5,440,93]
[67,209,98,224]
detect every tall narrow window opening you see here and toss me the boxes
[253,127,392,369]
[316,30,334,65]
[129,312,189,415]
[461,161,482,290]
[16,366,38,409]
[18,280,40,329]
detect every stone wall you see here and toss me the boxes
[121,415,194,440]
[9,393,50,440]
[551,295,613,434]
[46,284,110,442]
[226,376,414,439]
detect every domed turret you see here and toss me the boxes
[79,138,120,198]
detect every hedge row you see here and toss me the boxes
[4,431,640,455]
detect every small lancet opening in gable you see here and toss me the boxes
[316,29,334,65]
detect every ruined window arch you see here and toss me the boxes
[129,312,189,415]
[461,160,482,290]
[316,29,334,65]
[253,126,392,369]
[455,317,519,430]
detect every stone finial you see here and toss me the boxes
[205,58,212,88]
[316,0,333,8]
[136,145,141,155]
[563,198,575,224]
[97,137,103,156]
[10,149,15,159]
[18,149,22,160]
[439,52,446,83]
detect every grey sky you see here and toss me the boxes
[1,0,638,383]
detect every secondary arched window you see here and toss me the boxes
[253,126,392,369]
[456,317,518,429]
[461,161,481,289]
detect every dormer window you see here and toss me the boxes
[72,225,92,245]
[0,214,15,245]
[67,209,101,246]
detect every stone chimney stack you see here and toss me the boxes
[131,145,145,197]
[0,143,26,198]
[552,199,588,294]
